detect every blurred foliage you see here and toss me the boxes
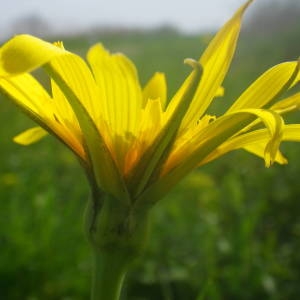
[0,2,300,299]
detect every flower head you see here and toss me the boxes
[0,0,300,208]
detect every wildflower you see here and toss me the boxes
[0,0,299,298]
[1,0,299,208]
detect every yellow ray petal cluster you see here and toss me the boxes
[1,0,300,206]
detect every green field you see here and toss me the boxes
[1,11,300,300]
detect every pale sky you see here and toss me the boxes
[0,0,268,39]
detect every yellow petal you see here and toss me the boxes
[47,53,100,121]
[271,92,300,114]
[143,72,167,109]
[136,99,164,148]
[244,144,288,165]
[124,98,164,175]
[0,35,99,121]
[281,124,300,141]
[0,35,66,76]
[203,124,300,166]
[0,73,52,118]
[0,71,85,160]
[87,44,145,175]
[215,86,225,98]
[87,44,142,137]
[177,0,253,128]
[239,109,284,167]
[227,61,300,112]
[201,129,288,166]
[13,127,48,145]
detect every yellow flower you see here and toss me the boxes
[0,0,300,208]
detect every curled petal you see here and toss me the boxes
[0,35,66,76]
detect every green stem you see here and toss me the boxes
[85,192,150,300]
[91,249,129,300]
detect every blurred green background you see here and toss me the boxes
[0,2,300,299]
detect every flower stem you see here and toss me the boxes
[91,249,128,300]
[85,191,150,300]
